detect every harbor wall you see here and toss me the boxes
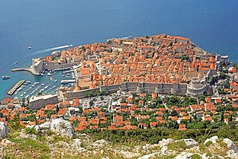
[43,62,79,70]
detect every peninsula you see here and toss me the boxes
[2,34,238,158]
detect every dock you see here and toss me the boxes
[63,70,74,74]
[7,80,25,96]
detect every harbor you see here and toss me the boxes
[5,67,75,100]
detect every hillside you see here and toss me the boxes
[1,120,238,159]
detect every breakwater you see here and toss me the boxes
[7,80,25,96]
[11,67,40,76]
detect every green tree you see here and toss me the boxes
[89,100,94,106]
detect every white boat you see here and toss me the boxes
[28,46,31,50]
[2,76,10,80]
[48,72,51,76]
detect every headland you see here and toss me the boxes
[3,34,238,158]
[10,34,231,104]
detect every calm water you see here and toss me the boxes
[0,0,238,100]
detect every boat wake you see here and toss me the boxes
[7,61,18,68]
[27,44,73,56]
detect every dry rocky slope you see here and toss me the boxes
[1,120,238,158]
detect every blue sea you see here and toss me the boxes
[0,0,238,100]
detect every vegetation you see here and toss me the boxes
[82,126,238,144]
[167,140,187,151]
[3,138,50,158]
[191,154,202,159]
[84,90,109,98]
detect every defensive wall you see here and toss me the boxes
[65,82,187,100]
[29,95,59,110]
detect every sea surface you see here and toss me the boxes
[0,0,238,100]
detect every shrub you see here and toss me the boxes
[205,141,213,146]
[167,140,187,151]
[191,154,202,159]
[25,127,38,135]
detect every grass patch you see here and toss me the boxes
[200,139,229,157]
[3,138,50,158]
[191,154,202,159]
[51,135,71,144]
[155,154,177,159]
[167,140,187,151]
[204,141,213,146]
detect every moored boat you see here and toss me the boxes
[2,76,10,80]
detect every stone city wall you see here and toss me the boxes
[65,88,99,100]
[65,82,188,100]
[29,95,59,110]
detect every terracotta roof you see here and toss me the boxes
[179,124,186,131]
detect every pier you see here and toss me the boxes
[7,80,25,96]
[63,70,74,74]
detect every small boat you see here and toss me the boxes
[26,81,31,84]
[13,61,18,65]
[28,46,32,50]
[48,72,51,76]
[2,76,10,80]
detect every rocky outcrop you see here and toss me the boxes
[20,129,37,140]
[3,127,238,159]
[0,139,12,146]
[204,136,218,145]
[183,139,198,147]
[138,152,160,159]
[25,118,74,138]
[92,139,109,148]
[223,138,238,158]
[115,150,141,159]
[71,138,82,150]
[0,122,9,139]
[50,118,74,138]
[175,152,203,159]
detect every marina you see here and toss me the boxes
[5,68,73,100]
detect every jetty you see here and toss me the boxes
[7,80,25,96]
